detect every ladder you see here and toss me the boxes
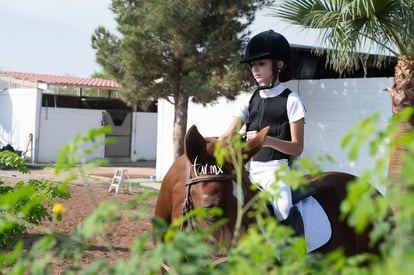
[108,168,130,194]
[22,133,33,160]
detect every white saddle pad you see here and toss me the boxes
[296,196,332,253]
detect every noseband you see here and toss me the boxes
[182,163,234,231]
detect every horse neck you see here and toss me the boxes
[241,168,256,201]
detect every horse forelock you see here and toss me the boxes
[205,142,216,156]
[204,136,218,144]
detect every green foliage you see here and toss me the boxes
[215,122,254,248]
[0,150,69,249]
[0,178,70,247]
[337,108,414,274]
[4,109,414,274]
[0,150,28,174]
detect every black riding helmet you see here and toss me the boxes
[241,30,292,87]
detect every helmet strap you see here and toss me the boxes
[255,75,277,90]
[255,59,285,90]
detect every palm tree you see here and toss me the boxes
[270,0,414,183]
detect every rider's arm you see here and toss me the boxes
[219,117,244,141]
[263,118,304,157]
[245,117,304,157]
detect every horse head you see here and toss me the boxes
[182,125,269,245]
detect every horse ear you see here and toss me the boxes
[185,125,208,164]
[244,126,270,161]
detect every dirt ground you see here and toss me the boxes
[0,162,159,273]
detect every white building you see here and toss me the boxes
[0,72,157,163]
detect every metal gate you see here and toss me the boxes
[103,110,132,157]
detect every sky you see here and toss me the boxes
[0,1,319,78]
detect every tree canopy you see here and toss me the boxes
[92,0,270,157]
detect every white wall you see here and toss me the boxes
[1,88,158,164]
[156,77,393,180]
[37,107,105,163]
[156,99,173,177]
[0,88,41,160]
[38,108,158,163]
[292,78,392,174]
[156,94,248,179]
[131,112,157,161]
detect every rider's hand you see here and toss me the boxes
[245,131,258,142]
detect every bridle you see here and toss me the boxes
[181,162,234,232]
[186,174,235,185]
[174,163,239,270]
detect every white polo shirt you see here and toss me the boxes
[236,83,306,124]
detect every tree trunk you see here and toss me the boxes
[173,91,189,159]
[387,55,414,184]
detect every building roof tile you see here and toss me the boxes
[0,71,119,89]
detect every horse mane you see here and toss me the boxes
[204,137,218,143]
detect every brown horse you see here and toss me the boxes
[154,125,380,257]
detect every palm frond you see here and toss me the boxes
[270,0,414,73]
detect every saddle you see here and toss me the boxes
[275,185,316,236]
[292,185,316,204]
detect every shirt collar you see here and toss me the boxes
[259,83,287,98]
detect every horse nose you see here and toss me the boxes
[202,195,219,209]
[202,203,220,225]
[202,194,221,224]
[205,215,218,225]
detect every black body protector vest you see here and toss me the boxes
[246,88,292,161]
